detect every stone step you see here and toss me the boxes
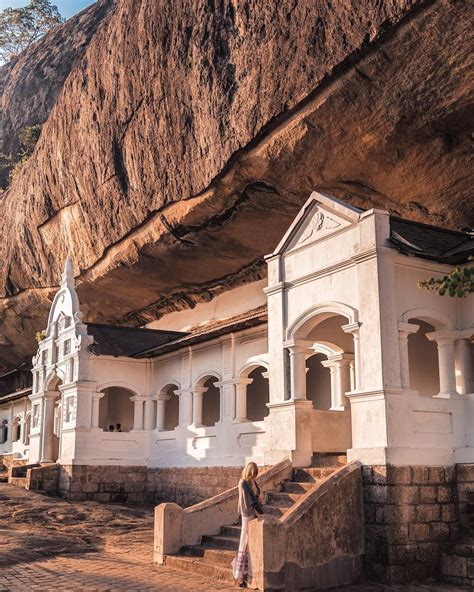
[164,554,234,584]
[201,534,239,550]
[293,467,337,483]
[266,491,302,507]
[180,544,235,567]
[262,504,287,517]
[280,480,314,494]
[220,524,241,538]
[312,452,347,467]
[9,477,28,488]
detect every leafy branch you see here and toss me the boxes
[419,256,474,298]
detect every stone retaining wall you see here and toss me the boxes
[363,465,459,584]
[28,464,59,495]
[58,465,243,506]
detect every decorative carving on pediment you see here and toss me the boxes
[299,209,341,245]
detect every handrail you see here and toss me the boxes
[154,458,293,564]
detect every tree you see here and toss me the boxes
[0,0,63,63]
[419,257,474,298]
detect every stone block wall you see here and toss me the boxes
[456,464,474,537]
[363,465,458,584]
[28,464,59,495]
[58,465,243,506]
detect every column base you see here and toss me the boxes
[434,391,462,399]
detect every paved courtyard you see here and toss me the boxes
[0,483,471,592]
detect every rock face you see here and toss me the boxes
[0,0,116,188]
[0,0,472,371]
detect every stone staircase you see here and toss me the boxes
[164,453,346,584]
[8,462,40,489]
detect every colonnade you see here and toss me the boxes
[398,323,473,397]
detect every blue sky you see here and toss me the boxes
[0,0,95,20]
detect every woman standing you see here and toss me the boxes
[232,462,264,588]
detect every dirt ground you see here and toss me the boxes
[0,483,471,592]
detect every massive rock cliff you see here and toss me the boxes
[0,0,472,370]
[0,0,116,188]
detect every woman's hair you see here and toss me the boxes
[242,461,259,481]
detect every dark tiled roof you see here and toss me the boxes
[0,363,32,400]
[87,323,186,357]
[133,305,268,358]
[389,217,474,264]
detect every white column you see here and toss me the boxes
[19,419,26,445]
[427,330,459,398]
[192,387,207,427]
[144,399,155,430]
[131,396,146,431]
[234,378,252,422]
[177,390,191,427]
[154,395,168,431]
[90,392,104,428]
[322,354,353,410]
[342,323,361,390]
[454,338,472,395]
[286,340,312,400]
[398,322,420,390]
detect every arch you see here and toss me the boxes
[407,319,441,397]
[402,308,452,330]
[11,414,22,442]
[287,302,358,340]
[157,379,181,396]
[98,385,136,432]
[246,366,270,421]
[96,381,141,395]
[44,370,66,391]
[311,340,344,359]
[160,384,180,431]
[194,371,222,389]
[195,374,221,427]
[238,360,269,379]
[0,419,8,444]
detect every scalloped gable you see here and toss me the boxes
[269,191,363,257]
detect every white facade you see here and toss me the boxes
[1,192,473,468]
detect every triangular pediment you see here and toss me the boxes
[271,191,362,256]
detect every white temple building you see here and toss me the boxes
[1,192,473,472]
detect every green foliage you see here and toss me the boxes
[0,0,63,63]
[18,124,42,161]
[2,124,42,185]
[419,257,474,298]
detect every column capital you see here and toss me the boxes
[342,322,361,335]
[90,391,105,400]
[130,395,147,402]
[192,387,208,396]
[152,393,170,402]
[426,329,459,345]
[231,378,253,388]
[398,322,420,338]
[328,352,354,365]
[283,339,313,353]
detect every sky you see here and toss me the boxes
[0,0,95,20]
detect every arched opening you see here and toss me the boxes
[246,366,270,421]
[11,416,21,442]
[98,386,135,432]
[408,319,440,397]
[0,419,8,444]
[24,413,31,446]
[42,376,62,463]
[202,376,220,427]
[306,353,331,410]
[163,384,180,431]
[291,311,354,453]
